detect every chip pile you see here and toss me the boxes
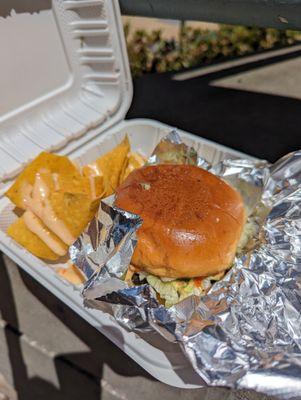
[6,136,145,283]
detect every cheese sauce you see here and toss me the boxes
[23,210,67,256]
[21,172,76,245]
[89,175,96,199]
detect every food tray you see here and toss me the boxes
[0,118,255,388]
[0,0,255,388]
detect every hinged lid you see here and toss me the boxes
[0,0,132,188]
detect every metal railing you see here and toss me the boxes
[119,0,301,30]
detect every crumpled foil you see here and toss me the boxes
[70,130,301,399]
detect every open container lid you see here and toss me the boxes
[0,0,132,191]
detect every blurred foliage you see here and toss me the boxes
[125,23,301,76]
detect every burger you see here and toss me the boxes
[115,164,248,307]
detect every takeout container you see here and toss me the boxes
[0,0,255,388]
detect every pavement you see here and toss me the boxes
[127,44,301,163]
[1,45,301,399]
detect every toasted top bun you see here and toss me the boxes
[115,164,245,278]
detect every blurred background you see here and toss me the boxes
[123,17,300,76]
[124,16,301,162]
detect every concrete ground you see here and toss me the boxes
[127,44,301,163]
[1,44,301,400]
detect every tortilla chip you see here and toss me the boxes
[37,171,87,195]
[121,151,146,182]
[57,264,85,285]
[82,136,130,196]
[8,172,101,250]
[86,175,105,199]
[49,191,100,239]
[36,170,105,202]
[7,216,64,261]
[6,152,79,209]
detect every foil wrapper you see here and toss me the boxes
[70,130,301,399]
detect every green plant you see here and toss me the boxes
[124,23,301,76]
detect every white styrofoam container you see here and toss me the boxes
[0,1,254,388]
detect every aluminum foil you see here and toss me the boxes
[70,131,301,399]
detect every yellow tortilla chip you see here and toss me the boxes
[57,264,85,285]
[7,216,67,261]
[37,171,93,196]
[49,191,100,239]
[86,175,105,199]
[6,152,104,260]
[6,152,79,209]
[82,136,130,196]
[8,172,101,250]
[23,210,68,256]
[121,151,146,182]
[36,170,105,201]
